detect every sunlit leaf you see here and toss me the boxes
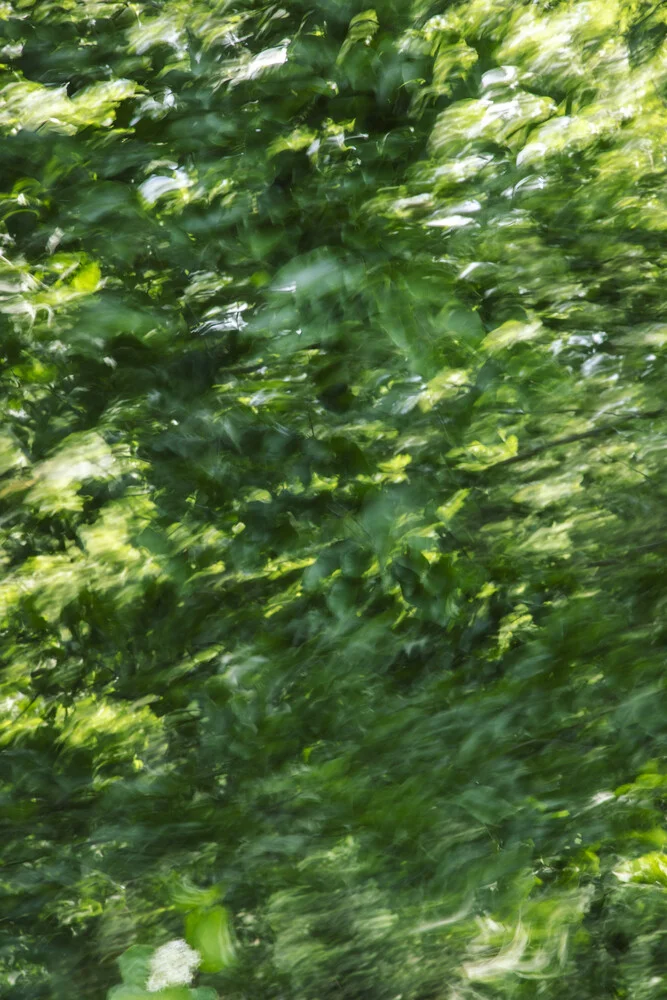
[185,907,236,974]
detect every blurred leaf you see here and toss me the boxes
[117,946,154,988]
[185,907,235,974]
[71,261,102,294]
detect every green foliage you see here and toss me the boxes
[185,908,235,974]
[3,1,667,999]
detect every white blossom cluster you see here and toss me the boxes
[146,938,201,993]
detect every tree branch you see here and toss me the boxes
[486,407,666,470]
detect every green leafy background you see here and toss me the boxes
[3,1,667,998]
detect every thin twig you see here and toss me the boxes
[486,407,666,470]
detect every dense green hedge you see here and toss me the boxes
[3,1,667,998]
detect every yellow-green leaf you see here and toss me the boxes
[72,261,102,294]
[185,906,236,974]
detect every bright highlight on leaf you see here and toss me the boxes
[185,907,235,974]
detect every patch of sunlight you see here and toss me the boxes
[496,0,625,93]
[269,127,318,157]
[139,168,194,207]
[56,695,166,769]
[71,261,102,294]
[512,474,583,509]
[363,558,380,578]
[463,886,592,981]
[410,896,474,935]
[0,552,82,624]
[373,453,412,483]
[80,497,153,560]
[0,432,27,475]
[481,318,543,353]
[186,561,226,586]
[264,578,303,617]
[0,689,46,747]
[517,520,574,556]
[320,420,398,443]
[424,214,476,229]
[392,517,442,558]
[431,41,478,96]
[167,519,227,555]
[243,488,272,503]
[127,13,187,56]
[1,495,165,623]
[309,474,339,492]
[265,556,316,581]
[337,9,379,64]
[436,489,470,524]
[229,44,289,85]
[430,92,556,157]
[448,436,518,471]
[419,369,470,411]
[614,852,667,886]
[0,76,142,135]
[496,604,536,655]
[431,153,495,188]
[26,432,123,514]
[463,921,544,980]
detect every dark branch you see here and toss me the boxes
[486,407,666,470]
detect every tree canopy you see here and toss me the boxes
[3,1,667,998]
